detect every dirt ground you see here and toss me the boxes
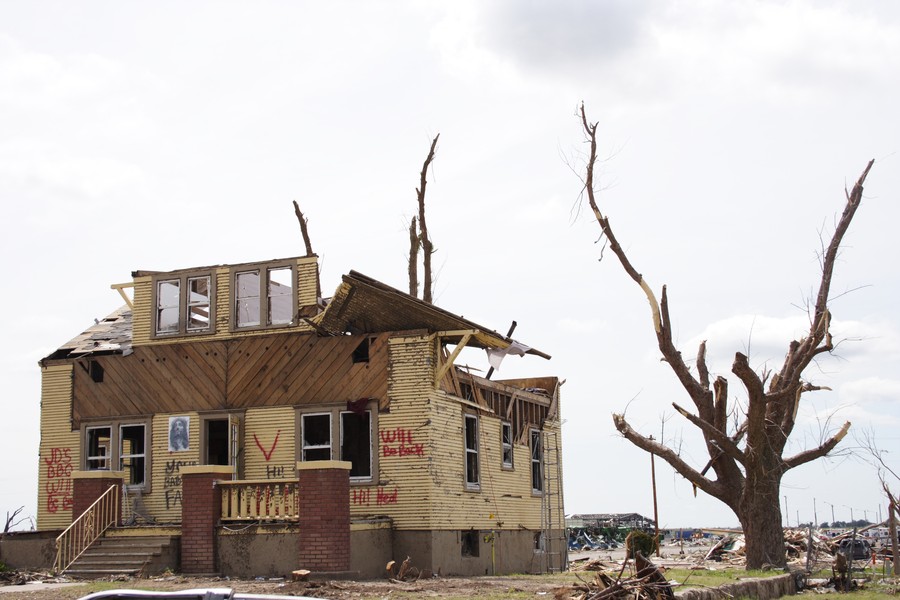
[0,572,577,600]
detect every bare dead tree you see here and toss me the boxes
[576,102,871,569]
[292,200,315,257]
[4,506,26,534]
[408,216,419,297]
[416,134,439,304]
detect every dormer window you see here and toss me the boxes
[232,262,296,330]
[152,272,215,337]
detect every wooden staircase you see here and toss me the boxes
[63,535,179,578]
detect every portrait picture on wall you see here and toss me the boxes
[168,416,190,452]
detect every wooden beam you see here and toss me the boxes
[434,331,475,387]
[110,282,134,309]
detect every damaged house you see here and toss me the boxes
[32,254,565,578]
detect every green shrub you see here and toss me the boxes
[625,529,658,559]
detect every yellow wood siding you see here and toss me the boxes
[133,257,319,347]
[37,365,79,530]
[244,406,295,480]
[353,336,435,528]
[143,412,202,522]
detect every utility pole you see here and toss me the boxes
[825,501,836,526]
[784,496,790,527]
[648,435,660,557]
[814,497,818,527]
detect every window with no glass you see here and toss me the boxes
[530,428,543,494]
[501,421,513,469]
[464,414,479,489]
[233,262,295,330]
[299,408,374,482]
[84,422,149,488]
[153,272,214,337]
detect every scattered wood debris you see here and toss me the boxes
[556,552,673,600]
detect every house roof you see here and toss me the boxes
[42,267,548,363]
[315,271,550,359]
[41,305,133,362]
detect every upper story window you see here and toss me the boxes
[501,422,513,469]
[233,262,296,330]
[530,428,543,494]
[152,272,215,337]
[464,414,480,490]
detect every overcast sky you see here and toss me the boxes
[2,0,899,531]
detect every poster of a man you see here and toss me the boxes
[168,416,189,452]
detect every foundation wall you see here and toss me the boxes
[0,530,59,571]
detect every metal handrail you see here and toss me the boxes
[54,483,120,573]
[219,479,300,522]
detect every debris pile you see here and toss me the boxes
[558,553,674,600]
[0,569,67,586]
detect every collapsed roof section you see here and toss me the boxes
[314,270,550,360]
[40,264,549,367]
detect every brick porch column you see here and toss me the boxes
[71,471,125,524]
[296,460,351,572]
[180,465,233,574]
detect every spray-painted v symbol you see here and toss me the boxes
[253,430,280,461]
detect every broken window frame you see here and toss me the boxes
[530,428,543,495]
[231,260,297,332]
[150,270,216,338]
[86,426,111,471]
[300,412,332,462]
[501,421,514,469]
[118,423,147,488]
[296,404,377,484]
[464,413,480,490]
[340,410,372,482]
[82,419,152,492]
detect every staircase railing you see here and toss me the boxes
[54,484,120,573]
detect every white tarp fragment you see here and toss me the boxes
[486,341,531,371]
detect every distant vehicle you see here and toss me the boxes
[79,590,317,600]
[838,538,873,561]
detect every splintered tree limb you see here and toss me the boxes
[580,104,661,333]
[672,402,745,466]
[782,421,851,471]
[292,200,314,256]
[408,216,419,297]
[613,413,725,502]
[777,161,874,390]
[417,134,439,304]
[697,341,710,390]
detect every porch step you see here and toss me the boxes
[64,535,179,578]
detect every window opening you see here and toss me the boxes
[461,530,480,557]
[530,428,543,493]
[235,270,261,328]
[464,414,479,488]
[352,338,370,363]
[501,422,513,468]
[302,413,332,461]
[86,426,111,470]
[341,411,372,480]
[119,424,146,486]
[156,279,180,334]
[205,419,230,466]
[187,276,211,332]
[267,267,293,325]
[89,360,104,383]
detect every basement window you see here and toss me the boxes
[464,414,479,489]
[461,530,480,557]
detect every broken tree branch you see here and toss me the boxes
[292,200,314,256]
[408,216,419,297]
[416,133,439,304]
[782,421,851,471]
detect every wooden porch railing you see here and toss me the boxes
[54,484,119,573]
[219,479,300,522]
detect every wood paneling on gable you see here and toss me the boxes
[73,332,389,426]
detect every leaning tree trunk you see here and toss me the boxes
[739,467,786,569]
